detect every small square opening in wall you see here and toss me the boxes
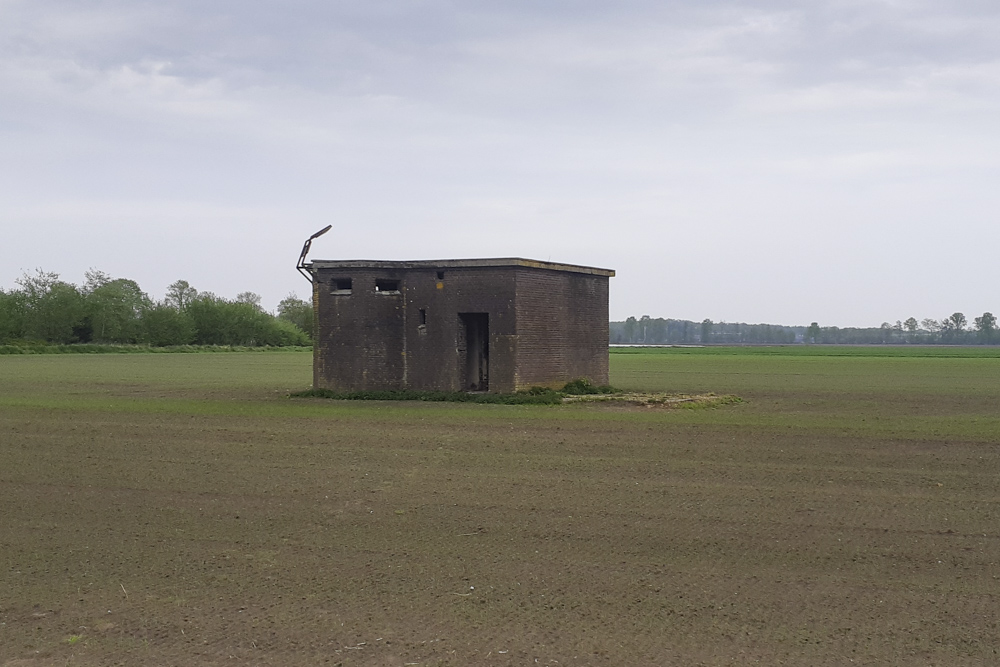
[332,278,352,295]
[437,271,445,280]
[375,279,400,293]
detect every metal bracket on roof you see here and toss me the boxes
[296,225,332,282]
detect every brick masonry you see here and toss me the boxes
[309,259,613,393]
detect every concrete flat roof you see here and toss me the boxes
[307,257,615,277]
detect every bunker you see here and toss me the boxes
[301,253,614,394]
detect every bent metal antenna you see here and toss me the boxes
[296,225,332,282]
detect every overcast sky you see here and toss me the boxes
[2,1,998,326]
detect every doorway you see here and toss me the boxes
[458,313,489,391]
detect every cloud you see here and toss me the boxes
[2,0,1000,324]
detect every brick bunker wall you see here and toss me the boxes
[513,268,610,390]
[313,264,608,393]
[313,268,406,391]
[400,267,517,393]
[313,266,519,392]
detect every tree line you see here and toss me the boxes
[612,312,999,345]
[0,269,314,347]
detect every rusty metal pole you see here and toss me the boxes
[296,225,332,282]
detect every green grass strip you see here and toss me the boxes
[0,343,312,355]
[610,345,1000,358]
[293,378,619,405]
[292,388,565,404]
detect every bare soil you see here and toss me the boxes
[2,351,999,665]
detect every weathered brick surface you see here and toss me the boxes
[310,259,612,393]
[513,268,610,389]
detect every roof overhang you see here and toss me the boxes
[306,257,615,277]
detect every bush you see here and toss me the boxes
[143,303,196,346]
[187,295,310,347]
[561,378,616,395]
[277,294,313,340]
[0,290,25,343]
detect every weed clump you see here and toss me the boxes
[561,378,617,395]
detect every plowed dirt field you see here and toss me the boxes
[2,348,999,665]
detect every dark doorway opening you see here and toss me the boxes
[458,313,489,391]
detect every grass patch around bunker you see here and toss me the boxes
[291,387,565,404]
[562,391,743,408]
[293,378,739,408]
